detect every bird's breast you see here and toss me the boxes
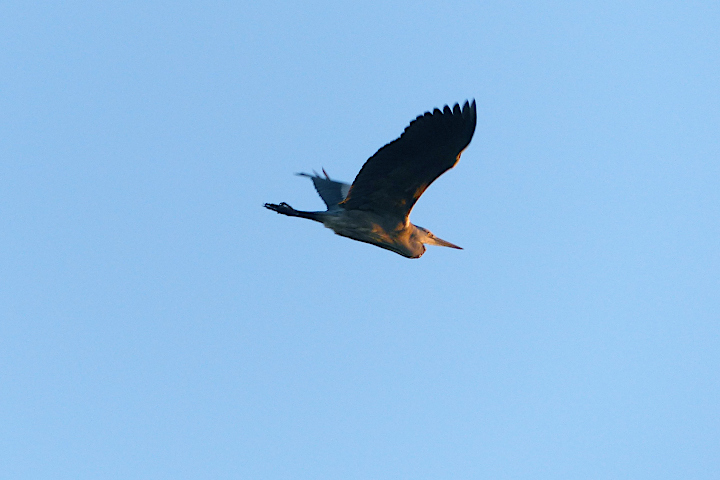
[322,210,409,247]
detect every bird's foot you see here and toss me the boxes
[264,202,297,216]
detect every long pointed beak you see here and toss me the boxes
[429,235,463,250]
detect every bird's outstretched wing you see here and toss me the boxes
[340,100,476,221]
[297,170,351,210]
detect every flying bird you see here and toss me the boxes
[265,100,477,258]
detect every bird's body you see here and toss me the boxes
[316,207,425,258]
[265,100,477,258]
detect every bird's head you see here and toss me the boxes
[413,226,463,251]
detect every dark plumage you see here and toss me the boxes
[265,100,477,258]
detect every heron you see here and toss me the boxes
[265,100,477,258]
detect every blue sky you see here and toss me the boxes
[2,1,718,478]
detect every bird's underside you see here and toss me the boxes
[265,100,477,258]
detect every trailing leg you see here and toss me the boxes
[264,203,323,222]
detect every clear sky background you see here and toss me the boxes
[2,1,719,479]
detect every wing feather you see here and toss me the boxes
[340,100,476,220]
[297,171,351,210]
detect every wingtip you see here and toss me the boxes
[295,170,324,179]
[462,99,477,126]
[462,99,476,115]
[446,100,476,120]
